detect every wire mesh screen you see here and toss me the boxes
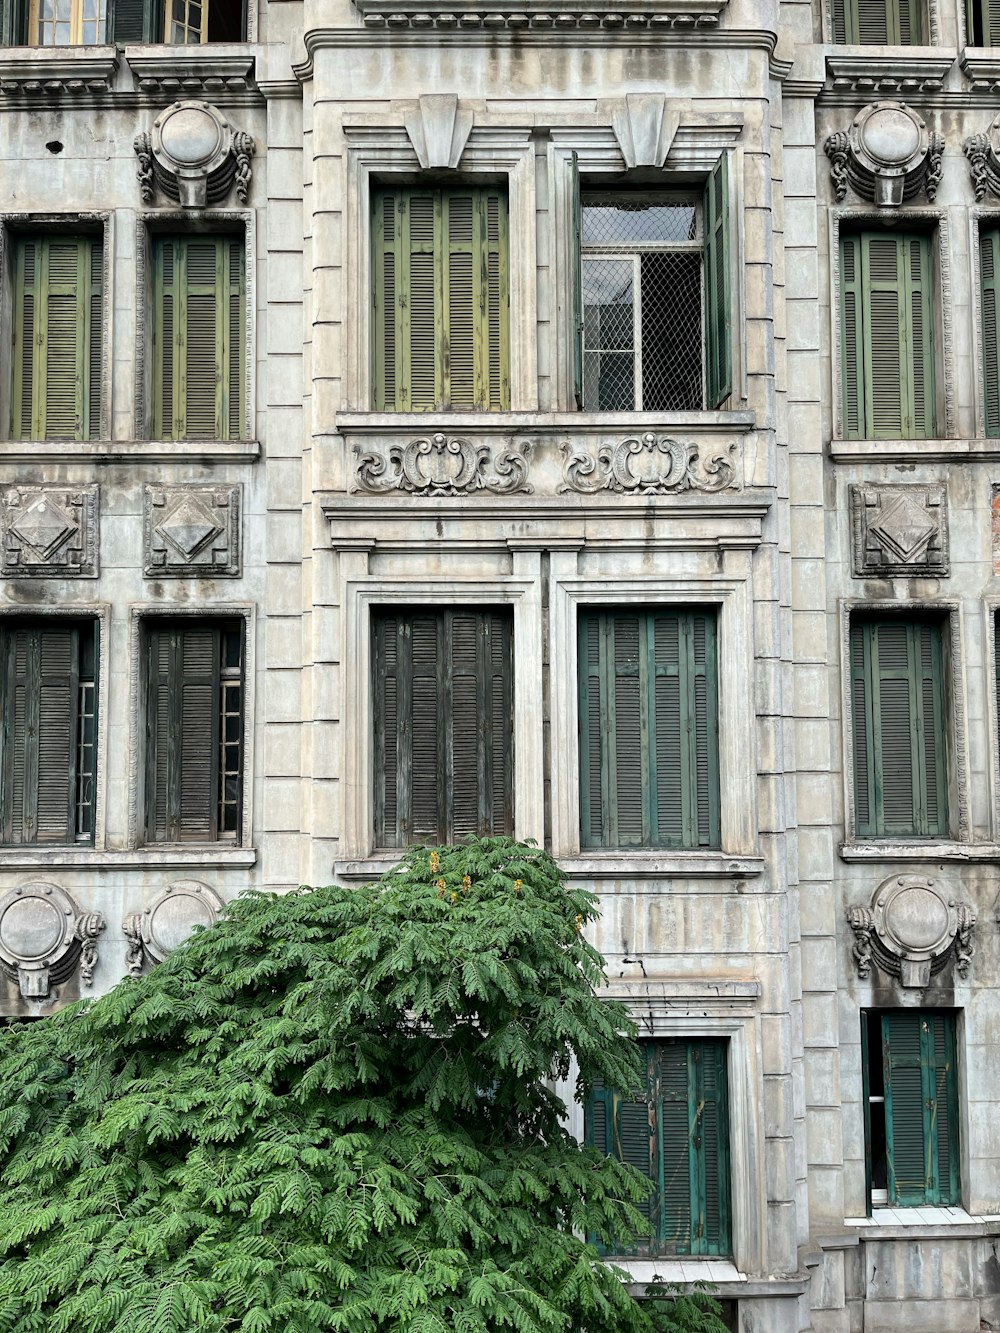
[582,198,704,412]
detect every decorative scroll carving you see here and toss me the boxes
[134,130,154,203]
[955,902,976,980]
[559,433,739,495]
[143,483,241,577]
[353,434,533,496]
[848,875,975,988]
[404,94,473,169]
[850,483,948,578]
[233,130,255,203]
[0,882,105,1000]
[963,119,1000,202]
[134,101,255,208]
[847,905,874,979]
[824,102,941,208]
[1,484,99,578]
[123,880,224,974]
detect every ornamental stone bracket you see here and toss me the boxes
[849,482,948,577]
[143,482,241,577]
[123,880,224,974]
[1,483,99,578]
[0,882,105,1001]
[963,116,1000,201]
[353,434,533,495]
[824,54,954,97]
[847,875,976,988]
[134,100,255,208]
[824,101,943,207]
[403,94,473,169]
[560,433,740,495]
[126,51,257,101]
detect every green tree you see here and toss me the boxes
[0,837,729,1333]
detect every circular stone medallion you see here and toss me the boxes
[883,883,950,951]
[0,895,64,962]
[862,106,921,165]
[158,105,224,168]
[145,880,223,960]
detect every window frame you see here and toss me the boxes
[839,598,969,854]
[126,602,255,852]
[1,0,251,44]
[135,212,255,445]
[0,214,112,445]
[824,0,939,41]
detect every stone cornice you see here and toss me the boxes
[959,46,1000,91]
[825,50,955,94]
[0,45,118,95]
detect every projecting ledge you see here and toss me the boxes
[840,841,1000,863]
[558,853,765,880]
[829,438,1000,463]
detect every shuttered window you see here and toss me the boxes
[12,235,102,441]
[1,0,246,43]
[144,620,244,844]
[968,0,1000,43]
[371,186,510,411]
[832,0,923,41]
[373,609,513,848]
[0,621,97,846]
[578,609,720,851]
[586,1039,731,1257]
[863,1011,959,1209]
[980,228,1000,436]
[840,230,935,440]
[152,235,245,441]
[850,617,948,839]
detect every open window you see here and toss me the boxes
[2,0,246,44]
[571,153,732,412]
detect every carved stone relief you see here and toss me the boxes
[850,483,948,577]
[123,880,225,973]
[611,94,680,169]
[560,434,740,494]
[403,94,473,169]
[825,102,943,207]
[0,882,104,1000]
[353,435,533,495]
[134,101,254,208]
[847,874,975,988]
[143,482,241,577]
[964,117,1000,201]
[1,484,99,578]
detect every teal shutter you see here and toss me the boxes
[371,187,509,411]
[0,623,92,846]
[981,229,1000,435]
[145,623,239,843]
[842,231,935,440]
[578,610,719,851]
[12,235,101,441]
[883,1012,959,1206]
[571,151,584,408]
[373,610,513,848]
[850,619,948,838]
[153,236,245,441]
[703,154,732,409]
[833,0,922,40]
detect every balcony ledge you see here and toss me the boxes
[0,45,118,96]
[0,846,257,869]
[840,841,1000,863]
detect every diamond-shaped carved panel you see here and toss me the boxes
[850,484,948,577]
[1,485,99,578]
[143,484,241,577]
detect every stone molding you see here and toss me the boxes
[963,115,1000,200]
[142,482,242,577]
[1,483,99,578]
[125,50,257,96]
[349,2,726,29]
[0,46,118,97]
[0,881,104,1001]
[124,879,225,973]
[824,101,943,206]
[134,101,255,207]
[849,483,949,577]
[847,874,976,987]
[824,53,954,96]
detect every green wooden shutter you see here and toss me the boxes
[145,624,225,843]
[571,151,584,409]
[153,236,244,441]
[704,154,732,409]
[578,610,719,851]
[834,0,921,40]
[12,235,101,442]
[883,1012,959,1206]
[841,233,864,440]
[850,619,948,838]
[371,187,509,411]
[967,0,1000,43]
[981,229,1000,435]
[0,624,85,846]
[108,0,162,40]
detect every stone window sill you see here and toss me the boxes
[840,841,1000,863]
[0,46,118,94]
[0,846,257,869]
[615,1259,807,1299]
[558,853,765,881]
[960,47,1000,86]
[829,438,1000,463]
[337,409,756,435]
[0,440,260,464]
[845,1206,1000,1240]
[824,50,954,94]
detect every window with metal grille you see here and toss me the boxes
[0,620,97,846]
[371,186,510,412]
[849,616,948,839]
[840,228,936,440]
[151,235,245,441]
[586,1039,731,1257]
[578,609,720,851]
[144,620,244,844]
[863,1010,959,1209]
[832,0,923,41]
[11,233,103,441]
[2,0,245,43]
[572,154,732,412]
[372,608,513,848]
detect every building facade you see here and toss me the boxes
[1,0,1000,1325]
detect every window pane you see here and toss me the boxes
[582,258,634,410]
[583,199,697,246]
[640,251,703,411]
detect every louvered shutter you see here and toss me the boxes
[864,234,906,438]
[579,615,605,847]
[967,0,1000,43]
[0,625,84,846]
[0,0,27,45]
[841,233,864,439]
[153,236,244,441]
[145,624,225,843]
[693,1040,730,1254]
[850,619,874,834]
[659,1041,693,1254]
[704,154,732,409]
[981,229,1000,435]
[834,0,921,40]
[12,235,101,442]
[883,1012,958,1206]
[108,0,161,40]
